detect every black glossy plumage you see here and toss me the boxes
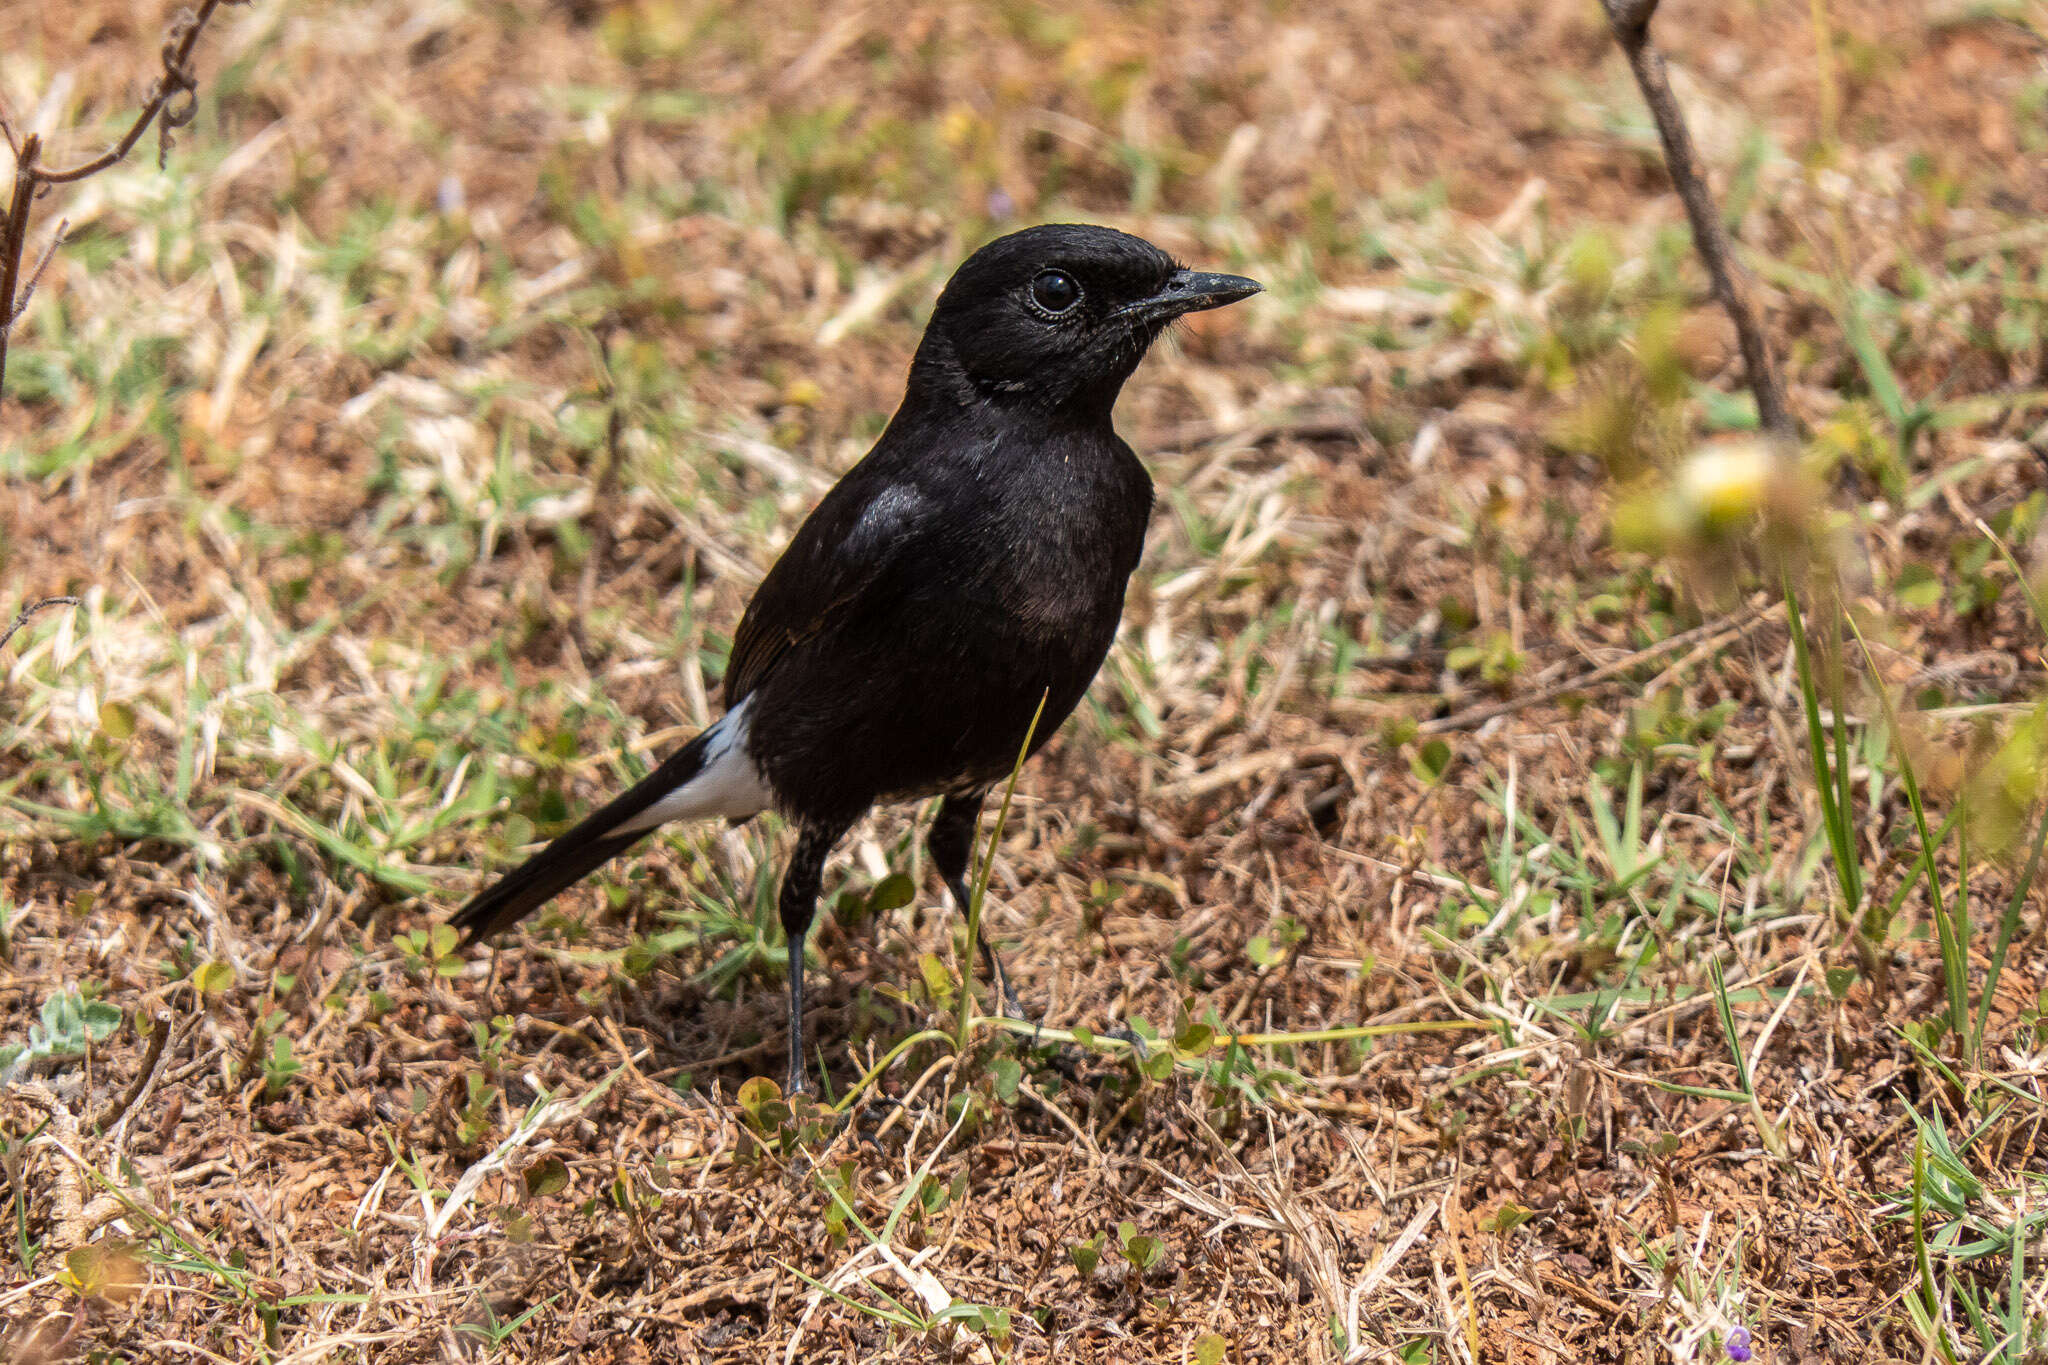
[452,223,1260,1092]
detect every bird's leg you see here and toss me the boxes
[779,823,843,1096]
[930,798,1144,1081]
[928,793,1030,1024]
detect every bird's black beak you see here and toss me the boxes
[1134,269,1263,321]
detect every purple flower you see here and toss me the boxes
[986,188,1016,220]
[1725,1327,1752,1362]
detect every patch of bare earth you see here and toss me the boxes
[3,1,2046,1360]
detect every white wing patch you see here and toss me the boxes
[609,697,776,835]
[846,482,929,556]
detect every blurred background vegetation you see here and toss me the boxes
[4,1,2048,1361]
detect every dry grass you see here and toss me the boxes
[4,0,2048,1360]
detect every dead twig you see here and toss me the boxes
[0,0,248,395]
[1418,603,1773,735]
[0,595,79,653]
[7,1085,125,1250]
[91,1012,174,1135]
[1600,0,1795,437]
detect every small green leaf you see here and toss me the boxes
[79,1002,122,1042]
[1173,1022,1214,1056]
[1485,1201,1534,1234]
[1068,1236,1101,1277]
[1194,1333,1228,1365]
[736,1075,786,1130]
[918,952,955,1003]
[523,1155,570,1199]
[864,873,916,916]
[97,701,137,742]
[191,961,235,996]
[1122,1234,1165,1271]
[989,1055,1023,1102]
[1895,562,1942,609]
[1412,737,1453,783]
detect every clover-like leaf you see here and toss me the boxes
[524,1155,570,1199]
[191,961,235,996]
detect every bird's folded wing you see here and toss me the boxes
[724,473,937,706]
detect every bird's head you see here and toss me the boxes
[911,223,1260,419]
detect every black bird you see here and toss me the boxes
[452,224,1260,1093]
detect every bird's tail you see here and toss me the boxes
[451,706,769,944]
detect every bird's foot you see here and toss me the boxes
[987,976,1036,1032]
[1106,1022,1150,1060]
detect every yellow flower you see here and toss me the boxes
[1676,438,1774,534]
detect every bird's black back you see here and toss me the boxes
[723,224,1184,826]
[732,403,1151,827]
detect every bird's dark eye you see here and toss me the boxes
[1030,269,1081,314]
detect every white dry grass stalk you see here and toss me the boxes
[4,2,2048,1358]
[784,1102,995,1364]
[422,1064,625,1243]
[788,1241,998,1365]
[1177,1112,1448,1364]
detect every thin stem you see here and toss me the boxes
[0,0,242,398]
[1601,0,1795,437]
[0,596,79,654]
[8,219,68,327]
[0,134,41,390]
[954,690,1048,1065]
[37,0,236,184]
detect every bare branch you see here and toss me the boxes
[1601,0,1660,38]
[92,1012,175,1134]
[0,133,41,390]
[37,0,240,184]
[1602,2,1795,437]
[0,596,80,654]
[0,0,246,397]
[6,218,68,327]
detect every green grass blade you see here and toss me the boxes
[1705,954,1752,1095]
[1847,619,1969,1051]
[956,689,1049,1064]
[1784,580,1863,914]
[1979,519,2048,635]
[1911,1132,1962,1365]
[1972,520,2048,1066]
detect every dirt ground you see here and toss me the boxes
[3,1,2048,1361]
